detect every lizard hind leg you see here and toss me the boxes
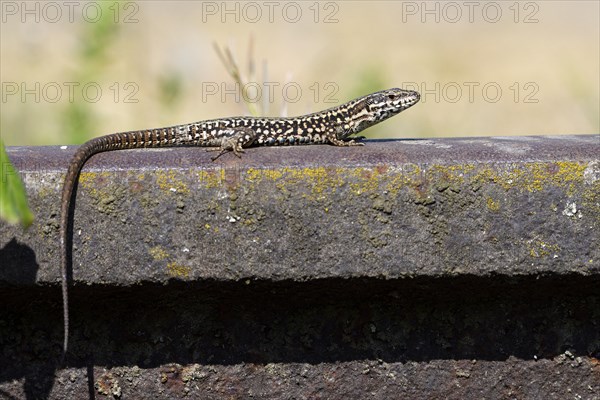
[209,127,257,161]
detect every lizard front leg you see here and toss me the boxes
[327,127,365,147]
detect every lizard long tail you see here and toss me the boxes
[59,129,178,358]
[59,137,110,358]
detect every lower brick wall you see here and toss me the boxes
[1,136,599,398]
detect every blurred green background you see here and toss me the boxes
[1,1,598,146]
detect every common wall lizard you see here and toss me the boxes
[59,87,420,357]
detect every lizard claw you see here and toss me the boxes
[345,139,365,146]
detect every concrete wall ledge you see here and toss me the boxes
[1,135,599,398]
[3,135,600,285]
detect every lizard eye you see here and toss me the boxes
[387,94,396,100]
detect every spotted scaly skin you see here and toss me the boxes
[59,88,420,358]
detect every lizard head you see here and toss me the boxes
[344,88,420,136]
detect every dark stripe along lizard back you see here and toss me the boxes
[59,88,420,358]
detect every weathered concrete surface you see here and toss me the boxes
[1,136,599,398]
[2,136,600,285]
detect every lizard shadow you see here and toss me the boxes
[0,238,39,286]
[0,239,59,400]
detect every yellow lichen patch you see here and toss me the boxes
[78,171,113,199]
[506,167,534,191]
[155,170,190,195]
[473,162,586,193]
[246,168,283,181]
[149,246,169,261]
[486,197,500,211]
[429,164,474,186]
[526,239,561,258]
[239,216,257,226]
[203,223,220,233]
[198,169,225,188]
[472,167,498,187]
[552,162,588,196]
[529,162,584,192]
[245,166,347,201]
[348,168,384,195]
[300,167,345,198]
[581,181,600,223]
[385,164,424,195]
[167,262,191,278]
[473,165,531,191]
[245,165,426,198]
[524,162,575,193]
[199,161,591,206]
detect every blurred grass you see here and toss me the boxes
[61,1,120,144]
[1,2,598,145]
[158,72,184,110]
[214,39,261,117]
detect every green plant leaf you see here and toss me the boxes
[0,140,34,228]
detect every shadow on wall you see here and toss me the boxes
[0,274,599,398]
